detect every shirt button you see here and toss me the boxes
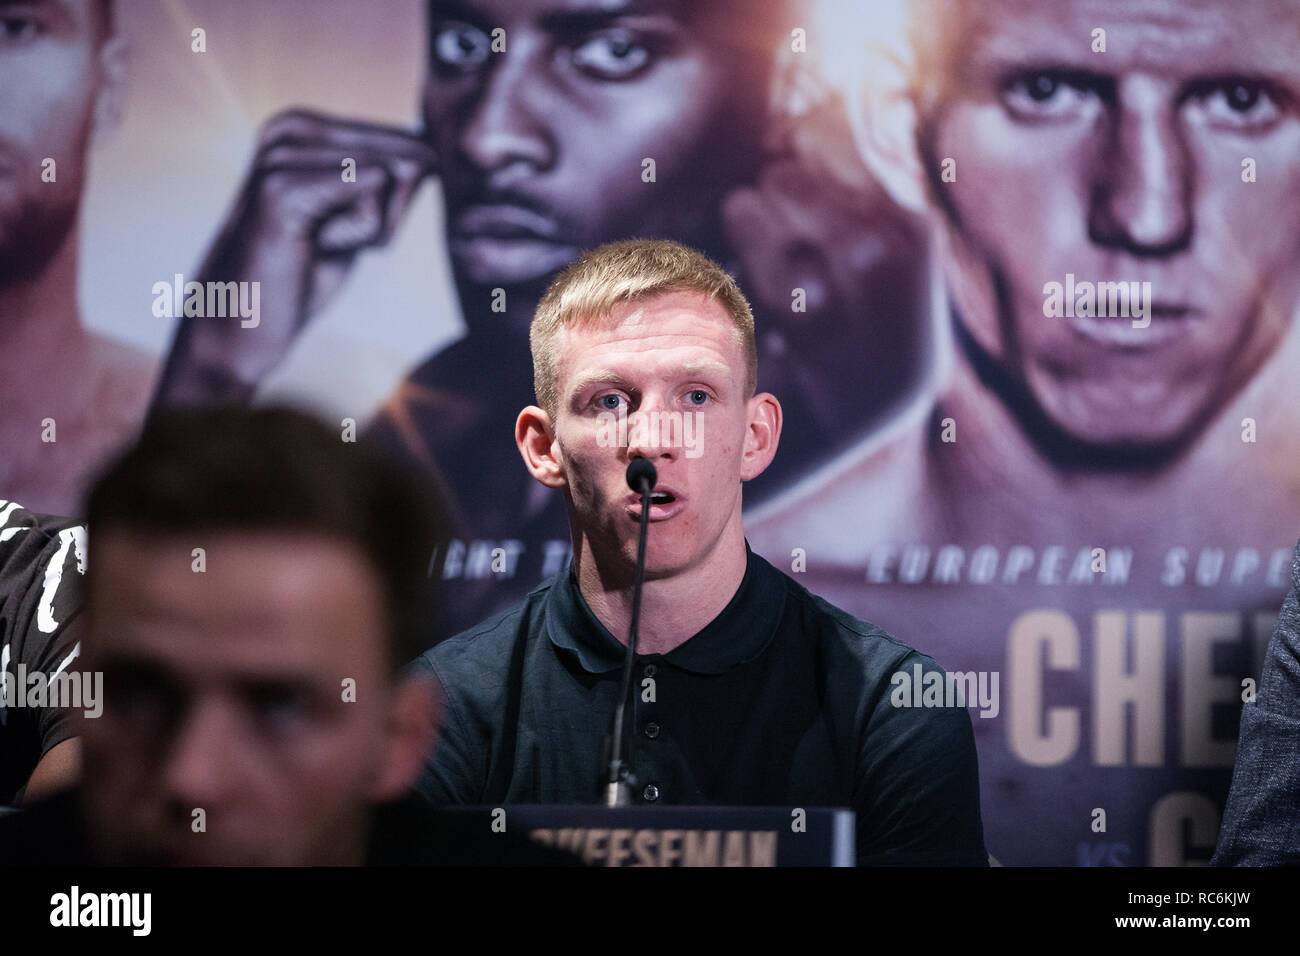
[644,663,657,677]
[642,783,661,802]
[644,721,661,739]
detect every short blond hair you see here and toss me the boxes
[531,239,758,417]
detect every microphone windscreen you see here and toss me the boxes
[625,458,657,493]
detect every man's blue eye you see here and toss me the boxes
[688,390,709,405]
[598,394,624,410]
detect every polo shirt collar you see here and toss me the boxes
[545,543,785,676]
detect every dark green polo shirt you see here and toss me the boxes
[414,545,988,866]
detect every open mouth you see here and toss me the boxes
[627,487,684,522]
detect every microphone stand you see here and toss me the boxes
[604,458,655,806]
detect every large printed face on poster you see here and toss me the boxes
[908,0,1300,455]
[753,0,1300,864]
[361,0,926,634]
[0,0,100,282]
[3,0,1299,865]
[0,0,148,512]
[420,0,773,313]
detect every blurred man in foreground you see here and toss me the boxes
[0,406,571,865]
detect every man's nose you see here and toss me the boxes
[459,45,553,174]
[1088,78,1194,256]
[626,398,675,461]
[160,698,238,812]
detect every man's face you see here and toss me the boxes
[549,290,759,575]
[422,0,773,300]
[80,531,396,866]
[920,0,1300,450]
[0,0,113,284]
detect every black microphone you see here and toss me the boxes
[604,458,657,806]
[626,457,657,497]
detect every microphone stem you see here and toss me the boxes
[607,480,652,806]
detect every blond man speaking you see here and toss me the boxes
[413,239,987,866]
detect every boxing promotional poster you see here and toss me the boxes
[3,0,1299,877]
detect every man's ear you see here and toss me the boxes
[845,50,929,215]
[91,31,129,148]
[369,670,439,803]
[740,392,782,482]
[517,405,567,489]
